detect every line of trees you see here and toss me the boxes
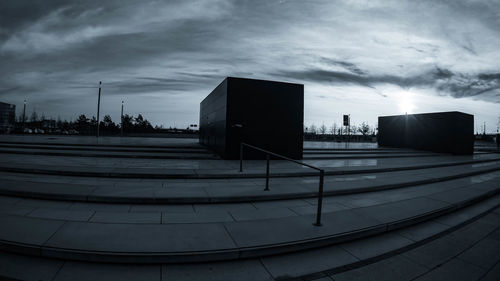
[304,122,377,142]
[305,122,376,136]
[74,114,153,134]
[14,111,166,135]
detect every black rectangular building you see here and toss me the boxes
[378,111,474,155]
[199,77,304,159]
[0,102,16,133]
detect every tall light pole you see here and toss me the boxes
[497,117,500,148]
[120,100,124,137]
[22,99,26,133]
[97,81,102,137]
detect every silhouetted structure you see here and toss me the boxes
[378,111,474,155]
[0,102,16,133]
[200,77,304,159]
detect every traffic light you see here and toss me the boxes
[343,115,349,126]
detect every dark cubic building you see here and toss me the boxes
[378,111,474,155]
[199,77,304,159]
[0,102,16,133]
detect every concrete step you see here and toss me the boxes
[304,148,400,151]
[0,146,441,160]
[0,163,498,204]
[0,170,496,225]
[0,154,498,179]
[0,178,498,264]
[303,152,440,160]
[1,143,429,155]
[0,143,210,153]
[304,150,430,155]
[0,194,499,281]
[278,198,500,281]
[1,148,441,161]
[0,170,496,223]
[0,139,202,149]
[0,148,219,160]
[303,148,416,152]
[304,147,496,153]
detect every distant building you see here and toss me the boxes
[41,119,57,129]
[378,111,474,155]
[200,77,304,159]
[0,102,16,133]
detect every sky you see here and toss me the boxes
[0,0,499,132]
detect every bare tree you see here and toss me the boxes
[30,111,38,122]
[309,124,317,134]
[329,123,337,136]
[349,123,357,135]
[319,123,327,135]
[358,122,370,136]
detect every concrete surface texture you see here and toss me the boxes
[0,135,498,280]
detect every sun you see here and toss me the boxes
[398,93,416,114]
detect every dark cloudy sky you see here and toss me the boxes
[1,0,499,132]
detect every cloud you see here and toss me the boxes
[277,66,500,102]
[320,57,366,75]
[436,72,500,100]
[0,86,21,95]
[104,78,205,95]
[0,0,234,54]
[0,0,499,129]
[478,73,500,81]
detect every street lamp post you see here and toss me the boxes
[348,114,351,148]
[22,99,26,133]
[343,114,350,148]
[121,101,124,137]
[97,81,102,137]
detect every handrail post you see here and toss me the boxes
[265,154,270,191]
[240,142,326,225]
[239,143,243,172]
[314,170,325,226]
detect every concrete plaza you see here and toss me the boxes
[0,135,499,280]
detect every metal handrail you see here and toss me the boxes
[239,142,325,226]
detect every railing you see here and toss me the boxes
[239,142,325,226]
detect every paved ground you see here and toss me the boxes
[1,201,498,281]
[0,135,498,280]
[0,149,496,171]
[0,166,498,264]
[0,162,498,204]
[0,135,200,147]
[328,209,500,281]
[0,170,497,221]
[0,135,380,149]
